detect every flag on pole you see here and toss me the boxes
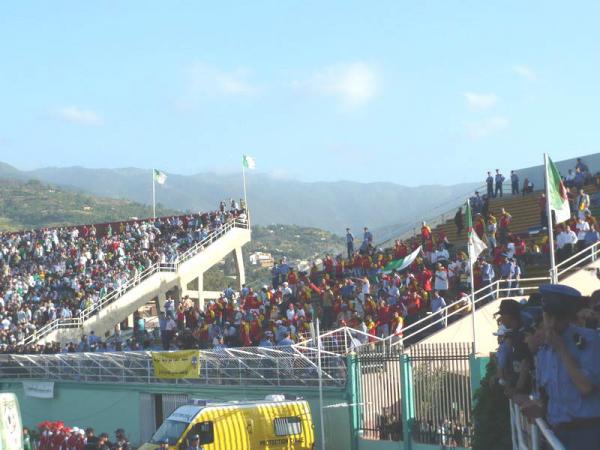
[153,169,167,185]
[242,155,256,170]
[545,156,570,224]
[466,200,487,265]
[383,246,422,273]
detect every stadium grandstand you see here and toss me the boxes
[1,155,599,450]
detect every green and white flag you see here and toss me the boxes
[242,155,256,170]
[466,199,487,265]
[383,246,422,273]
[546,156,570,224]
[153,169,167,185]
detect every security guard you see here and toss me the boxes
[535,284,600,450]
[187,435,204,450]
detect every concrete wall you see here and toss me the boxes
[560,258,600,295]
[416,299,508,357]
[512,151,600,190]
[0,381,348,450]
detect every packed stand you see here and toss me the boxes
[0,200,247,351]
[5,159,600,356]
[492,284,600,449]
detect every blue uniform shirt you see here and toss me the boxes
[496,339,511,372]
[535,325,600,425]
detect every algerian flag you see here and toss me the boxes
[242,155,256,170]
[153,169,167,185]
[546,156,570,224]
[383,246,422,274]
[466,199,487,265]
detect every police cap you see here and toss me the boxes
[539,284,581,316]
[494,299,521,318]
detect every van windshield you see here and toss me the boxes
[150,419,189,445]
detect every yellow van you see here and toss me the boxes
[139,395,315,450]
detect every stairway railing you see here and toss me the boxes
[20,219,249,345]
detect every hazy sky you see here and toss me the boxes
[1,1,599,185]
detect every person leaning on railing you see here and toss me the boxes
[511,285,600,450]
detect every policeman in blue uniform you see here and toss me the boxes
[535,284,600,450]
[187,435,204,450]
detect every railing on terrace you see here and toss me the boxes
[509,399,565,450]
[555,239,600,281]
[3,326,366,387]
[382,276,552,348]
[21,219,249,346]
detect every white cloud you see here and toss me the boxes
[466,116,509,139]
[189,64,259,97]
[57,106,103,126]
[464,92,498,111]
[295,62,380,109]
[513,65,537,81]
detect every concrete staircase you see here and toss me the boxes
[24,220,251,346]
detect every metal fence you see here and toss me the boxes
[411,342,473,448]
[0,327,365,387]
[356,344,403,441]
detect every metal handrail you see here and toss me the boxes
[555,240,600,279]
[509,399,565,450]
[379,277,550,346]
[20,219,249,345]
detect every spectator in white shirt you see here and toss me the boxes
[434,263,449,294]
[556,225,578,262]
[576,218,590,251]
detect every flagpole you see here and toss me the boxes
[242,161,250,227]
[544,153,558,283]
[467,199,478,355]
[152,169,156,219]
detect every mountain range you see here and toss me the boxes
[0,162,479,239]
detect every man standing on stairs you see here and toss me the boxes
[576,188,591,220]
[495,169,505,198]
[498,208,512,246]
[510,170,519,195]
[345,228,354,260]
[486,171,494,198]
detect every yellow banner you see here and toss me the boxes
[152,350,201,379]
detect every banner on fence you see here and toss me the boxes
[152,350,201,379]
[23,381,54,399]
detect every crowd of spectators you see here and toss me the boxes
[0,201,246,352]
[29,422,131,450]
[493,285,600,449]
[2,158,600,358]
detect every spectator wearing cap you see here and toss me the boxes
[480,259,496,301]
[531,284,600,449]
[499,254,516,294]
[510,170,519,195]
[493,299,523,387]
[187,434,204,450]
[486,172,494,198]
[495,169,505,198]
[345,228,354,260]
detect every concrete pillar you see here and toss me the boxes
[234,246,245,289]
[197,272,205,310]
